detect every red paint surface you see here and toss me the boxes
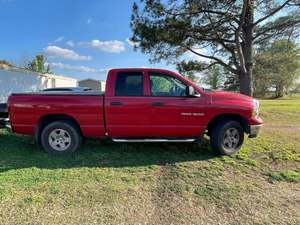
[8,68,263,138]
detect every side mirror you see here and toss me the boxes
[186,86,195,96]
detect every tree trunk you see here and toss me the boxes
[240,70,252,96]
[275,86,284,98]
[239,1,254,96]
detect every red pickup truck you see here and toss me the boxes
[8,68,262,155]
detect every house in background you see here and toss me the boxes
[0,65,77,103]
[78,79,106,92]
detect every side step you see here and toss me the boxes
[112,138,196,143]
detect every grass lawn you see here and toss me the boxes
[0,95,299,225]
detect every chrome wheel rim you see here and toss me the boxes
[223,127,240,150]
[48,129,71,151]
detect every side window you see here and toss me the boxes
[149,72,188,97]
[115,72,143,96]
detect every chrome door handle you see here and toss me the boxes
[111,102,123,106]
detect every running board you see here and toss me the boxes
[112,138,196,143]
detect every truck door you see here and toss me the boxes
[105,70,152,137]
[145,71,209,137]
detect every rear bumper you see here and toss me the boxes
[0,118,10,130]
[249,124,262,138]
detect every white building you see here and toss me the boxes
[0,65,77,103]
[78,79,106,92]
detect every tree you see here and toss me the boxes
[202,65,225,89]
[253,39,300,97]
[25,54,51,74]
[176,60,202,82]
[130,0,300,96]
[0,60,13,67]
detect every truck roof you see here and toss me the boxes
[109,68,178,74]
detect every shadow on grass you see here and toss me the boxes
[0,130,217,172]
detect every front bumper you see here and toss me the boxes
[249,124,262,138]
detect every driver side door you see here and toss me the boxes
[146,72,208,137]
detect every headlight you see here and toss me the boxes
[252,99,260,118]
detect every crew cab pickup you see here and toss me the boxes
[8,68,262,155]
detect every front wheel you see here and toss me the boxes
[210,120,244,155]
[40,121,82,155]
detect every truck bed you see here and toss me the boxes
[11,91,104,96]
[8,92,106,137]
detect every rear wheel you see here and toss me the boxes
[210,120,244,155]
[40,121,82,155]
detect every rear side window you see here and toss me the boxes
[115,72,143,96]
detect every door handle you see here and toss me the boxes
[111,101,123,106]
[152,102,164,107]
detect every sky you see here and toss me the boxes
[0,0,175,80]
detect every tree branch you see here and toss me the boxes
[211,28,239,69]
[202,62,219,70]
[253,0,292,26]
[190,33,236,44]
[186,47,238,74]
[160,4,240,23]
[253,17,300,42]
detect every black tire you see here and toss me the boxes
[210,120,244,155]
[40,121,82,155]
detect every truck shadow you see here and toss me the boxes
[0,130,217,173]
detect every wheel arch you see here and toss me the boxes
[206,113,249,136]
[35,114,82,145]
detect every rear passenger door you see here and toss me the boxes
[105,71,151,137]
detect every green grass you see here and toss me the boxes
[267,170,300,183]
[0,94,300,224]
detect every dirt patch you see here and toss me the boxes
[151,163,179,224]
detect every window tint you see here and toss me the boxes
[149,72,187,97]
[115,72,143,96]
